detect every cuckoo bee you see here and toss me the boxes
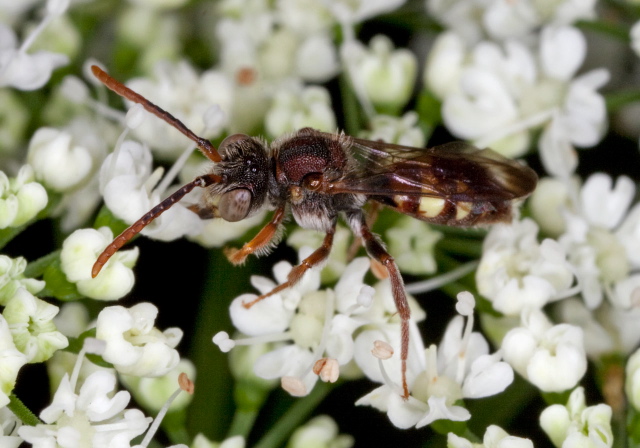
[90,65,537,399]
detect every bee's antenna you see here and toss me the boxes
[91,174,221,278]
[90,65,221,163]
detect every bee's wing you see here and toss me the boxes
[335,138,537,201]
[328,137,538,226]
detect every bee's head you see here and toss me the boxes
[213,134,270,222]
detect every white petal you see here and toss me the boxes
[540,26,585,81]
[386,392,427,429]
[581,174,634,230]
[229,294,293,336]
[462,355,514,398]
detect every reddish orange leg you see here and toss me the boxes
[242,222,336,309]
[224,206,286,265]
[91,173,221,278]
[357,214,410,400]
[91,65,221,163]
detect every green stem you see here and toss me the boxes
[437,237,483,259]
[186,250,260,440]
[228,408,259,438]
[253,382,333,448]
[606,90,640,113]
[8,393,41,426]
[576,19,630,41]
[339,73,362,136]
[24,250,60,278]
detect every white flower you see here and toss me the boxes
[265,84,337,138]
[0,165,48,229]
[385,215,441,276]
[426,0,596,43]
[633,21,640,57]
[120,359,196,412]
[326,0,406,25]
[294,33,340,82]
[0,255,45,306]
[27,127,94,192]
[559,173,637,308]
[359,112,426,148]
[539,387,612,448]
[627,348,640,412]
[423,31,465,100]
[357,293,513,429]
[343,35,417,114]
[287,415,354,448]
[96,302,183,377]
[99,141,203,242]
[215,251,417,397]
[529,177,572,237]
[18,370,151,447]
[557,296,640,360]
[0,314,28,408]
[275,0,334,36]
[3,288,68,363]
[502,308,586,392]
[60,227,139,301]
[0,407,22,448]
[0,0,69,90]
[448,425,533,448]
[476,218,575,315]
[126,61,232,160]
[429,25,608,160]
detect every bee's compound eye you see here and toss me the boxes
[219,188,252,222]
[219,133,251,157]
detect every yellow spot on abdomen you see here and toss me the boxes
[418,197,446,217]
[455,202,473,220]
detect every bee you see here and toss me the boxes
[90,65,537,399]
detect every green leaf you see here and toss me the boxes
[416,89,442,140]
[40,256,84,301]
[24,250,61,278]
[93,205,130,236]
[431,418,468,437]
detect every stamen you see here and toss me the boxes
[212,330,293,353]
[371,341,404,396]
[281,376,307,396]
[178,372,194,394]
[455,291,475,316]
[405,261,478,294]
[139,374,193,447]
[345,285,375,314]
[69,337,104,391]
[372,340,393,360]
[456,304,475,385]
[282,291,336,394]
[144,167,165,194]
[313,358,339,383]
[19,0,70,54]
